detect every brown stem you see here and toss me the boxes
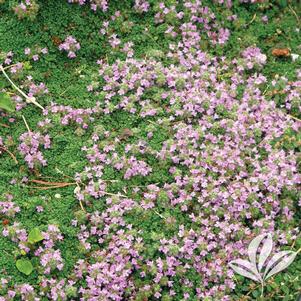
[29,183,76,189]
[29,179,77,185]
[0,146,18,164]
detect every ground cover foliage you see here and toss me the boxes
[0,0,301,300]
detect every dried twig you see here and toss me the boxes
[30,184,75,189]
[59,86,71,96]
[30,179,77,185]
[154,210,166,219]
[0,65,44,110]
[246,13,256,27]
[29,180,76,189]
[101,191,128,198]
[290,234,300,250]
[79,199,86,212]
[3,64,20,71]
[289,5,300,24]
[0,146,18,164]
[74,182,86,212]
[147,120,167,129]
[287,113,301,122]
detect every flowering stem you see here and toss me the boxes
[101,191,128,198]
[261,281,264,298]
[3,63,19,70]
[0,65,45,110]
[0,65,27,98]
[79,200,86,212]
[246,13,256,27]
[154,210,166,219]
[21,115,31,133]
[287,113,301,122]
[75,182,86,212]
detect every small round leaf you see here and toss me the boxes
[0,92,15,112]
[28,228,44,244]
[16,259,33,275]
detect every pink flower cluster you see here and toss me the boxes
[43,102,102,129]
[9,62,23,75]
[77,2,299,298]
[2,222,30,253]
[1,223,66,299]
[18,131,51,168]
[10,283,36,300]
[35,225,64,275]
[123,156,152,179]
[0,281,38,300]
[24,46,48,61]
[39,278,77,300]
[38,248,64,274]
[154,1,231,45]
[58,36,81,59]
[13,0,39,20]
[0,195,20,218]
[270,70,301,114]
[241,46,267,70]
[215,0,266,7]
[1,51,14,65]
[134,0,150,13]
[67,0,108,12]
[1,0,300,299]
[74,165,107,204]
[22,76,49,98]
[73,198,143,300]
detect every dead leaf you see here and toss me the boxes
[272,48,291,57]
[2,219,10,226]
[51,36,62,46]
[120,128,133,140]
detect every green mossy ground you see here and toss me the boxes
[0,1,300,300]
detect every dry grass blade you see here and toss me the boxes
[22,115,31,133]
[29,179,77,186]
[289,5,300,24]
[0,146,18,164]
[0,123,9,128]
[30,183,76,189]
[0,65,45,110]
[28,178,77,190]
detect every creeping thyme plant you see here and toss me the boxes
[0,0,301,300]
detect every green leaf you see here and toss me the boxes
[252,290,260,298]
[281,285,290,294]
[0,81,7,89]
[0,92,15,112]
[27,228,44,244]
[278,0,288,7]
[16,259,33,275]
